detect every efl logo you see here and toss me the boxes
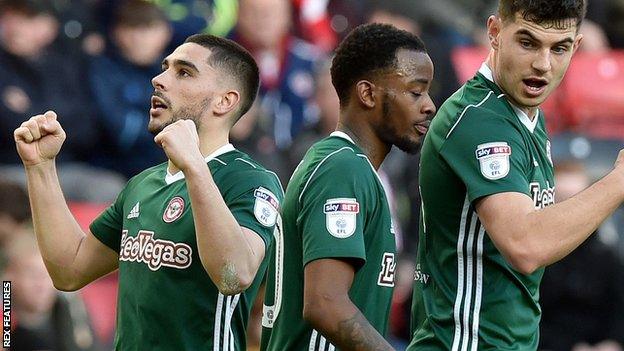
[3,281,10,348]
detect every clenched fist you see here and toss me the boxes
[14,111,66,166]
[154,119,205,172]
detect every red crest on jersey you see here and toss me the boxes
[163,196,185,223]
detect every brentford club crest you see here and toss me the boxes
[163,196,185,223]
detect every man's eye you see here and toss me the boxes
[552,46,569,54]
[520,40,534,49]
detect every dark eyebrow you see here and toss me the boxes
[515,29,574,46]
[410,78,430,85]
[161,58,200,73]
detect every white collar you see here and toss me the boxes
[478,62,539,133]
[330,131,356,145]
[165,143,235,184]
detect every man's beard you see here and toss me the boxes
[148,97,211,136]
[377,95,422,155]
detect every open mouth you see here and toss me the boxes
[522,78,548,95]
[151,96,169,110]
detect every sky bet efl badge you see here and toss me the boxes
[324,198,359,238]
[476,142,512,180]
[253,187,279,227]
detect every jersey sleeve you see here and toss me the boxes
[440,110,531,203]
[223,169,284,249]
[89,186,127,253]
[298,150,368,267]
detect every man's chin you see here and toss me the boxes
[394,138,422,155]
[148,123,164,136]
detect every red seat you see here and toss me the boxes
[450,46,569,135]
[559,51,624,139]
[68,202,118,345]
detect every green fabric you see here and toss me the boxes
[90,147,283,351]
[408,70,555,351]
[261,133,396,351]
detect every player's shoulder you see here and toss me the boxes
[217,149,284,194]
[308,136,368,167]
[439,83,518,142]
[295,136,372,187]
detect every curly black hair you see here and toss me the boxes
[499,0,587,28]
[330,23,426,106]
[184,34,260,122]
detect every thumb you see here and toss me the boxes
[44,110,58,121]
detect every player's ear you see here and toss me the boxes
[572,33,584,55]
[356,80,376,109]
[487,15,501,50]
[214,90,240,116]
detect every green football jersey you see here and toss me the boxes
[408,64,555,351]
[261,132,397,351]
[89,144,283,351]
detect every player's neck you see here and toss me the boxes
[336,119,390,170]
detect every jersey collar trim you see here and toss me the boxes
[164,143,235,184]
[330,131,356,144]
[478,63,538,133]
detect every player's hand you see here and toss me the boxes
[14,111,66,166]
[154,119,204,172]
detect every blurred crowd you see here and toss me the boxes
[1,0,623,350]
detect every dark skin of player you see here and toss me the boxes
[302,49,436,351]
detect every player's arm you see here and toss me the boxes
[14,111,119,291]
[476,150,624,275]
[154,120,265,295]
[303,259,394,351]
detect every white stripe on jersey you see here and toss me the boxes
[223,294,240,351]
[470,227,486,351]
[309,330,319,351]
[214,294,225,351]
[451,197,485,351]
[223,295,232,351]
[451,197,470,351]
[318,336,327,350]
[460,211,479,351]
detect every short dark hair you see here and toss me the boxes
[112,0,169,28]
[184,34,260,122]
[498,0,587,28]
[0,0,57,17]
[330,23,427,106]
[0,180,30,224]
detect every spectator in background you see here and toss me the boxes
[97,0,239,51]
[0,0,99,164]
[230,102,290,186]
[4,234,100,351]
[88,0,171,177]
[367,1,460,105]
[540,160,624,351]
[0,180,31,258]
[233,0,320,149]
[285,58,339,174]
